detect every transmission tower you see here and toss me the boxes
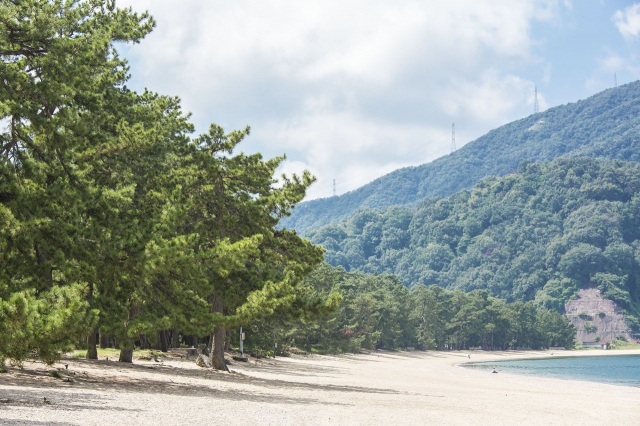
[614,73,618,88]
[451,123,456,153]
[534,86,539,114]
[333,178,336,197]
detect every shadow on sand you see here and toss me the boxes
[0,354,403,411]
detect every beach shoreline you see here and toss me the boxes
[1,349,639,425]
[456,347,640,366]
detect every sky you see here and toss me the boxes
[117,0,640,200]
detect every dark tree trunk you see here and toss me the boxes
[86,330,98,359]
[139,334,149,349]
[119,305,138,363]
[99,332,109,349]
[212,326,227,371]
[158,330,169,352]
[211,297,228,371]
[119,342,134,363]
[185,335,198,347]
[170,329,179,348]
[85,280,98,359]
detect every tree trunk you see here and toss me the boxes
[119,304,138,363]
[211,325,227,370]
[119,339,134,363]
[86,330,98,359]
[158,330,169,352]
[170,329,179,348]
[211,297,228,371]
[99,332,109,349]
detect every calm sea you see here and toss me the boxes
[466,354,640,387]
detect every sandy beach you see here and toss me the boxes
[1,349,639,425]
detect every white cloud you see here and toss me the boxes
[116,0,564,199]
[613,3,640,40]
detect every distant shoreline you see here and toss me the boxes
[460,349,640,387]
[458,348,640,364]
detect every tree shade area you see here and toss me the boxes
[0,0,325,369]
[308,158,640,330]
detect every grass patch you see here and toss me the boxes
[611,340,640,350]
[67,348,122,359]
[67,348,170,361]
[136,350,161,361]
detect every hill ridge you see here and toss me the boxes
[282,81,640,234]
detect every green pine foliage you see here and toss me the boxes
[1,1,324,366]
[0,285,97,365]
[242,264,575,354]
[1,0,156,363]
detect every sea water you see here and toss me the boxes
[467,354,640,387]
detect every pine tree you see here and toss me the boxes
[0,0,157,363]
[177,124,324,370]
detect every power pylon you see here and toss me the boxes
[451,123,456,153]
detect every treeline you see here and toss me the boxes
[309,158,640,328]
[241,264,576,354]
[0,1,328,370]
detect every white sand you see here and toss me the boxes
[1,349,639,425]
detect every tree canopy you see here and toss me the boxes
[240,263,575,354]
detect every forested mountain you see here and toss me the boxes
[282,81,640,234]
[307,158,640,329]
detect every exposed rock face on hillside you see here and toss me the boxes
[565,288,632,344]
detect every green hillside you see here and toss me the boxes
[307,158,640,329]
[282,81,640,234]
